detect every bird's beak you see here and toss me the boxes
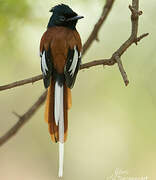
[66,15,84,21]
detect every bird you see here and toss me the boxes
[39,4,84,177]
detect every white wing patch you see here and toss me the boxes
[41,51,48,75]
[69,46,79,77]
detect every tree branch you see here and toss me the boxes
[82,0,115,56]
[0,75,43,91]
[0,91,47,147]
[115,56,129,86]
[0,59,113,91]
[0,0,149,146]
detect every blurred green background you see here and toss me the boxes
[0,0,155,179]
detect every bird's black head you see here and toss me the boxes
[47,4,84,30]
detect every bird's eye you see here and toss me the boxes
[59,16,66,21]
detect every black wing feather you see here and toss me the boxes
[64,47,81,89]
[41,49,53,88]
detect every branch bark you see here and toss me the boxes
[0,60,113,91]
[82,0,115,56]
[0,0,149,146]
[115,56,129,86]
[0,75,43,91]
[0,91,47,147]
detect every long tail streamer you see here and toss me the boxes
[55,82,64,177]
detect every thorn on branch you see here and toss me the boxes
[134,33,149,45]
[0,91,47,147]
[96,36,100,42]
[12,111,21,118]
[115,55,129,86]
[136,33,149,42]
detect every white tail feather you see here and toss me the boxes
[58,142,64,178]
[54,81,61,125]
[59,85,64,143]
[58,85,64,177]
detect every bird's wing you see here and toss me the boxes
[40,31,53,88]
[64,46,81,88]
[40,49,53,88]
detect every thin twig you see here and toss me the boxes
[136,33,149,42]
[12,111,21,118]
[82,0,115,56]
[0,91,47,146]
[0,75,43,91]
[115,56,129,86]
